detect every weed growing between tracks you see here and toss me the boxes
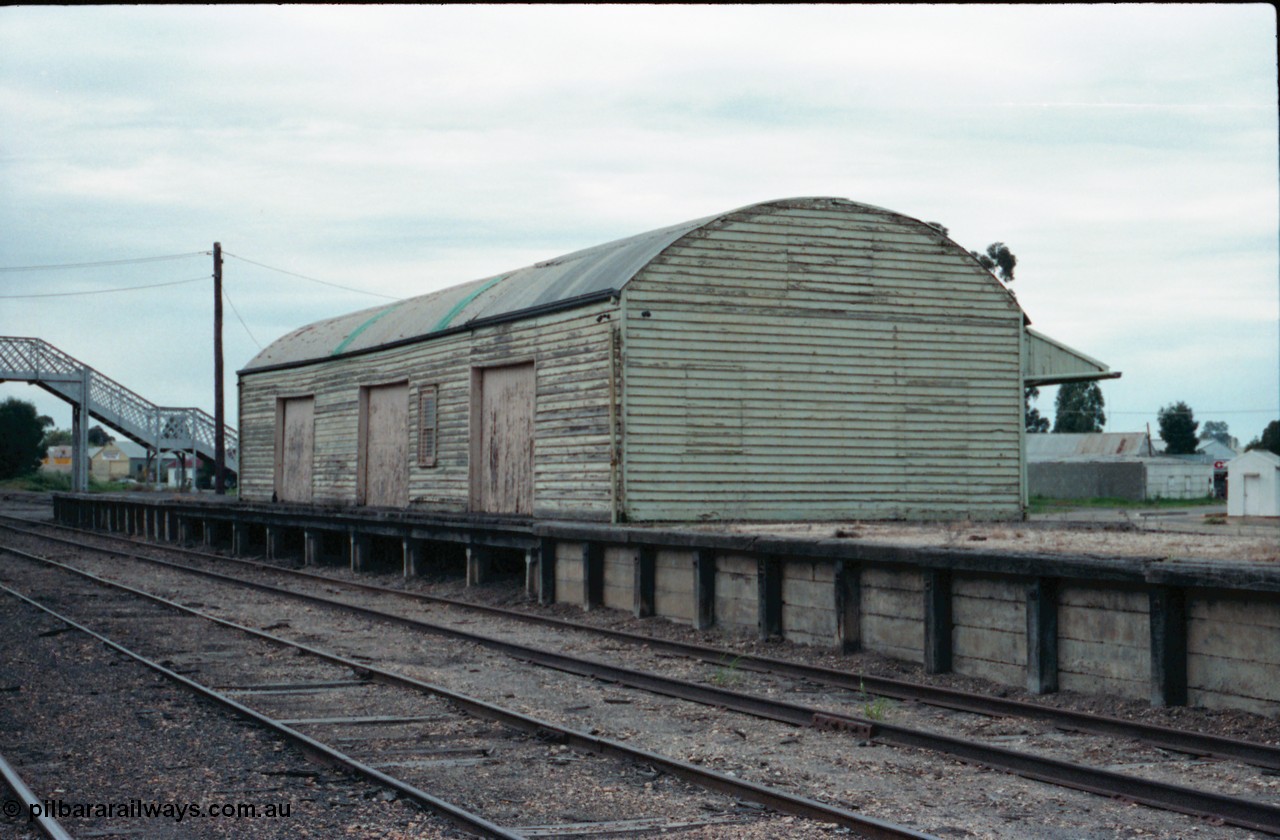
[709,656,744,688]
[858,678,892,721]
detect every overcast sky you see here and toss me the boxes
[2,4,1277,449]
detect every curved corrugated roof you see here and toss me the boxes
[240,197,962,373]
[241,207,734,372]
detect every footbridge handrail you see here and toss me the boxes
[0,336,238,472]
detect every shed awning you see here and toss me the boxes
[1023,328,1120,386]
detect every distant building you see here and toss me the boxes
[114,440,149,479]
[1027,432,1213,501]
[41,445,73,475]
[1150,437,1237,498]
[89,444,131,482]
[1197,438,1239,462]
[1226,450,1280,517]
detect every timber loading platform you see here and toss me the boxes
[48,492,1280,718]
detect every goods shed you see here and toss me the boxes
[238,197,1115,522]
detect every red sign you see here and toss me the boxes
[1213,460,1226,470]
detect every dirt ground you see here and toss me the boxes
[684,512,1279,562]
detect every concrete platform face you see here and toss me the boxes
[1057,585,1151,701]
[951,576,1026,687]
[1188,593,1280,715]
[52,493,1280,717]
[653,549,695,624]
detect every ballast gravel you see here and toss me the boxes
[0,596,467,840]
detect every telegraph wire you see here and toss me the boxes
[1105,409,1275,415]
[1046,408,1276,415]
[0,276,210,299]
[222,285,262,350]
[222,251,401,300]
[0,252,208,272]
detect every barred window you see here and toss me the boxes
[418,385,438,468]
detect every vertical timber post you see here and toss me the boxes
[467,544,492,587]
[1026,577,1059,695]
[757,556,783,641]
[583,542,604,610]
[523,548,537,597]
[404,538,423,578]
[834,560,862,653]
[232,522,250,556]
[924,568,953,675]
[213,242,226,495]
[633,546,655,618]
[538,537,557,605]
[1149,586,1188,707]
[693,549,716,631]
[350,531,369,573]
[304,530,321,567]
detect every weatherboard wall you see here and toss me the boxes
[241,198,1032,523]
[618,202,1025,522]
[238,303,618,518]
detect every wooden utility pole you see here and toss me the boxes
[214,242,226,495]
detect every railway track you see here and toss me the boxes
[0,748,73,840]
[3,514,1279,836]
[7,513,1275,772]
[0,544,935,839]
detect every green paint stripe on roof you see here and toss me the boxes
[331,302,405,356]
[432,274,507,332]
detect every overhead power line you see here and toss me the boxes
[223,251,402,300]
[0,252,208,272]
[222,286,262,349]
[0,276,209,299]
[1106,409,1275,415]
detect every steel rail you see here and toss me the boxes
[5,514,1278,773]
[0,546,934,840]
[0,750,74,840]
[3,537,1279,835]
[0,581,522,840]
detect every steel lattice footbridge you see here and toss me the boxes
[0,336,237,490]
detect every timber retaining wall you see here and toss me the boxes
[50,494,1280,717]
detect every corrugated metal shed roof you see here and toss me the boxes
[243,196,1089,376]
[241,208,726,372]
[1026,432,1155,461]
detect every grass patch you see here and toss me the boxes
[0,472,216,495]
[1029,495,1221,514]
[0,472,73,492]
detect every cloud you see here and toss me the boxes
[0,4,1275,443]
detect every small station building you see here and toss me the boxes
[1227,450,1280,517]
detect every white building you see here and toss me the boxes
[1227,450,1280,517]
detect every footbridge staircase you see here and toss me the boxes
[0,336,237,491]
